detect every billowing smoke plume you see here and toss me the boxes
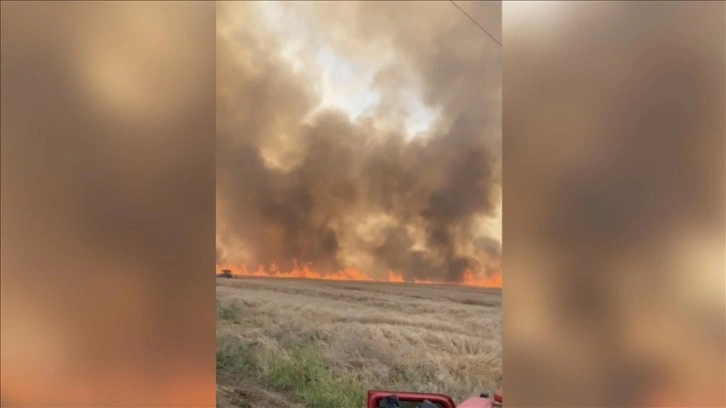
[216,2,501,282]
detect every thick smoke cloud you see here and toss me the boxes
[216,2,501,282]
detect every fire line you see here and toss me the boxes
[216,263,502,288]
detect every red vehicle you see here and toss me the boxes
[367,390,502,408]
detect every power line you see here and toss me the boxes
[449,0,502,47]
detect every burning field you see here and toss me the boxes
[216,276,502,408]
[216,2,502,406]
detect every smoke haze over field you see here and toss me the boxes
[216,2,501,283]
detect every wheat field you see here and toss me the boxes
[216,277,502,408]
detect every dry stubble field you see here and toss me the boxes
[216,277,502,408]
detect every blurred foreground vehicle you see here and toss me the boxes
[368,390,503,408]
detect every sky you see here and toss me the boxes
[216,1,502,283]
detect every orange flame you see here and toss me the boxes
[216,262,502,288]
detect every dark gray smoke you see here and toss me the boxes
[216,2,501,282]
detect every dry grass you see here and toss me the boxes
[216,277,501,408]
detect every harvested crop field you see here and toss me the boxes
[216,277,501,408]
